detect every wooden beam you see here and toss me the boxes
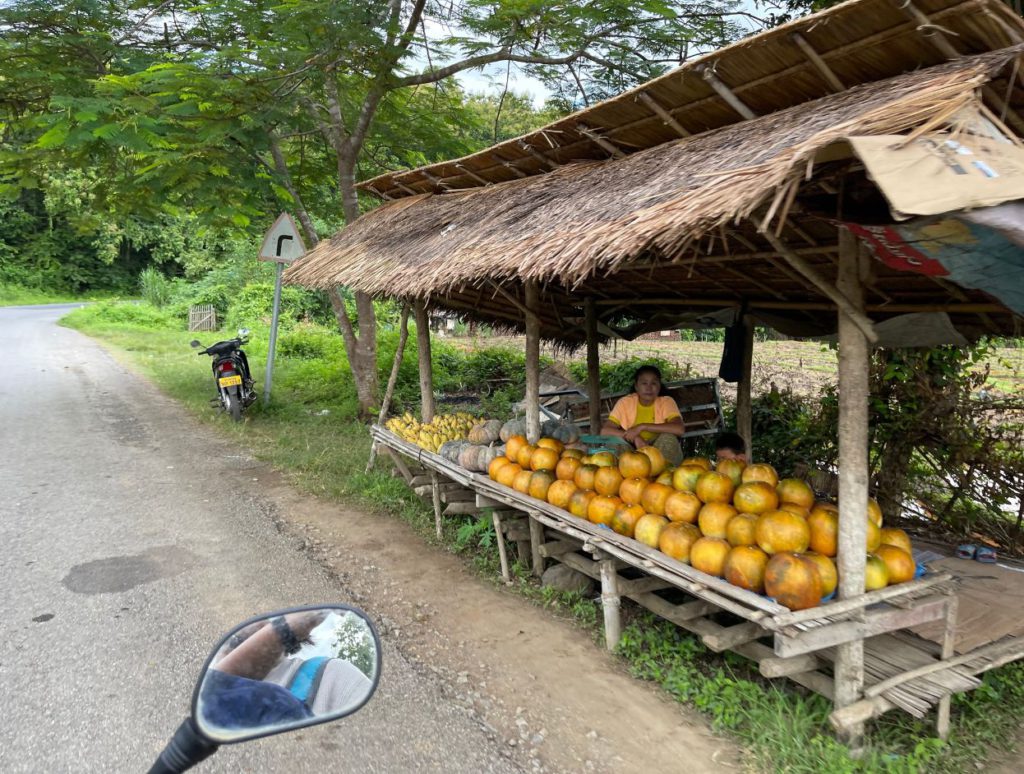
[455,163,491,187]
[635,90,691,137]
[791,33,846,92]
[833,226,870,748]
[585,297,602,435]
[500,161,528,179]
[524,280,541,443]
[736,314,754,458]
[419,170,448,189]
[898,1,960,58]
[366,303,410,473]
[517,141,559,171]
[760,230,879,344]
[576,123,627,159]
[599,558,622,651]
[701,67,758,120]
[414,300,435,422]
[391,178,420,197]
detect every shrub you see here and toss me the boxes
[63,300,173,330]
[138,267,173,308]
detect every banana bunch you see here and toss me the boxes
[385,411,478,453]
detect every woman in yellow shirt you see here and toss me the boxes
[600,366,685,465]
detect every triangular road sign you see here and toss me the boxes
[259,212,307,263]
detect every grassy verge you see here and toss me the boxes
[0,283,122,306]
[62,304,1023,773]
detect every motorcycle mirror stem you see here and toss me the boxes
[149,605,381,773]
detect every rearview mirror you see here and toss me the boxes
[190,340,201,348]
[237,328,250,338]
[192,605,381,744]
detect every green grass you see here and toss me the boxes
[62,303,1024,773]
[0,283,122,306]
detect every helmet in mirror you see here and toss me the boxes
[192,605,381,744]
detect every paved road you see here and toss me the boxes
[0,304,518,773]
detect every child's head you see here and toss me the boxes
[715,431,747,463]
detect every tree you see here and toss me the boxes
[2,0,754,415]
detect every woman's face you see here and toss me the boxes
[635,372,661,404]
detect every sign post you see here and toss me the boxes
[259,213,307,406]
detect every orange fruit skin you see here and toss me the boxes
[619,477,650,506]
[638,446,667,477]
[589,451,617,468]
[588,495,622,526]
[777,478,815,509]
[716,458,746,487]
[573,464,599,491]
[875,545,915,584]
[725,513,758,547]
[655,469,675,486]
[672,465,706,493]
[765,552,823,610]
[496,462,522,488]
[733,481,780,515]
[513,469,534,494]
[681,457,712,471]
[696,471,735,504]
[555,456,582,481]
[505,435,528,463]
[865,554,890,590]
[755,510,811,554]
[516,444,537,469]
[664,490,702,524]
[865,518,882,553]
[546,479,578,510]
[807,509,839,557]
[634,514,669,548]
[611,504,645,538]
[802,552,838,597]
[723,546,770,593]
[867,498,884,527]
[779,502,810,518]
[659,522,702,563]
[561,448,585,460]
[530,446,560,472]
[640,482,674,516]
[698,502,738,539]
[879,527,913,555]
[619,451,652,479]
[690,537,732,577]
[528,470,555,501]
[742,463,779,488]
[594,466,625,497]
[536,437,564,454]
[568,489,597,519]
[489,456,513,481]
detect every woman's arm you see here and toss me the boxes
[635,416,685,438]
[600,418,626,437]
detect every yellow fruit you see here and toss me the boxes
[634,514,669,548]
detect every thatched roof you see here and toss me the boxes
[358,0,1024,201]
[286,49,1024,343]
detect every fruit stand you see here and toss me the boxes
[286,0,1024,750]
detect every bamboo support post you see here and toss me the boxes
[493,510,512,583]
[524,281,541,443]
[517,141,559,170]
[791,33,845,92]
[584,297,602,434]
[414,301,435,423]
[636,91,691,137]
[529,516,545,578]
[936,595,958,739]
[833,227,870,749]
[430,470,443,539]
[367,304,410,473]
[576,123,626,159]
[391,179,419,197]
[455,163,490,187]
[599,558,622,651]
[736,313,754,457]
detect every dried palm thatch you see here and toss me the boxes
[287,49,1020,311]
[359,0,1024,200]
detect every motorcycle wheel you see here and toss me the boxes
[225,389,242,423]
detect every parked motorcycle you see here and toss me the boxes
[191,329,256,421]
[149,604,381,773]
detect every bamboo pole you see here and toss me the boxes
[600,557,623,651]
[414,300,435,423]
[736,314,755,458]
[833,227,870,750]
[366,303,411,473]
[585,297,602,434]
[524,281,541,443]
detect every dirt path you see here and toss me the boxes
[255,466,740,773]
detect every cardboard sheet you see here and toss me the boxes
[911,557,1024,654]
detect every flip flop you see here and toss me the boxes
[976,546,997,563]
[956,544,976,560]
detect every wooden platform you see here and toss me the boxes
[369,425,1024,738]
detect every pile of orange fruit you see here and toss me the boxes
[487,434,917,610]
